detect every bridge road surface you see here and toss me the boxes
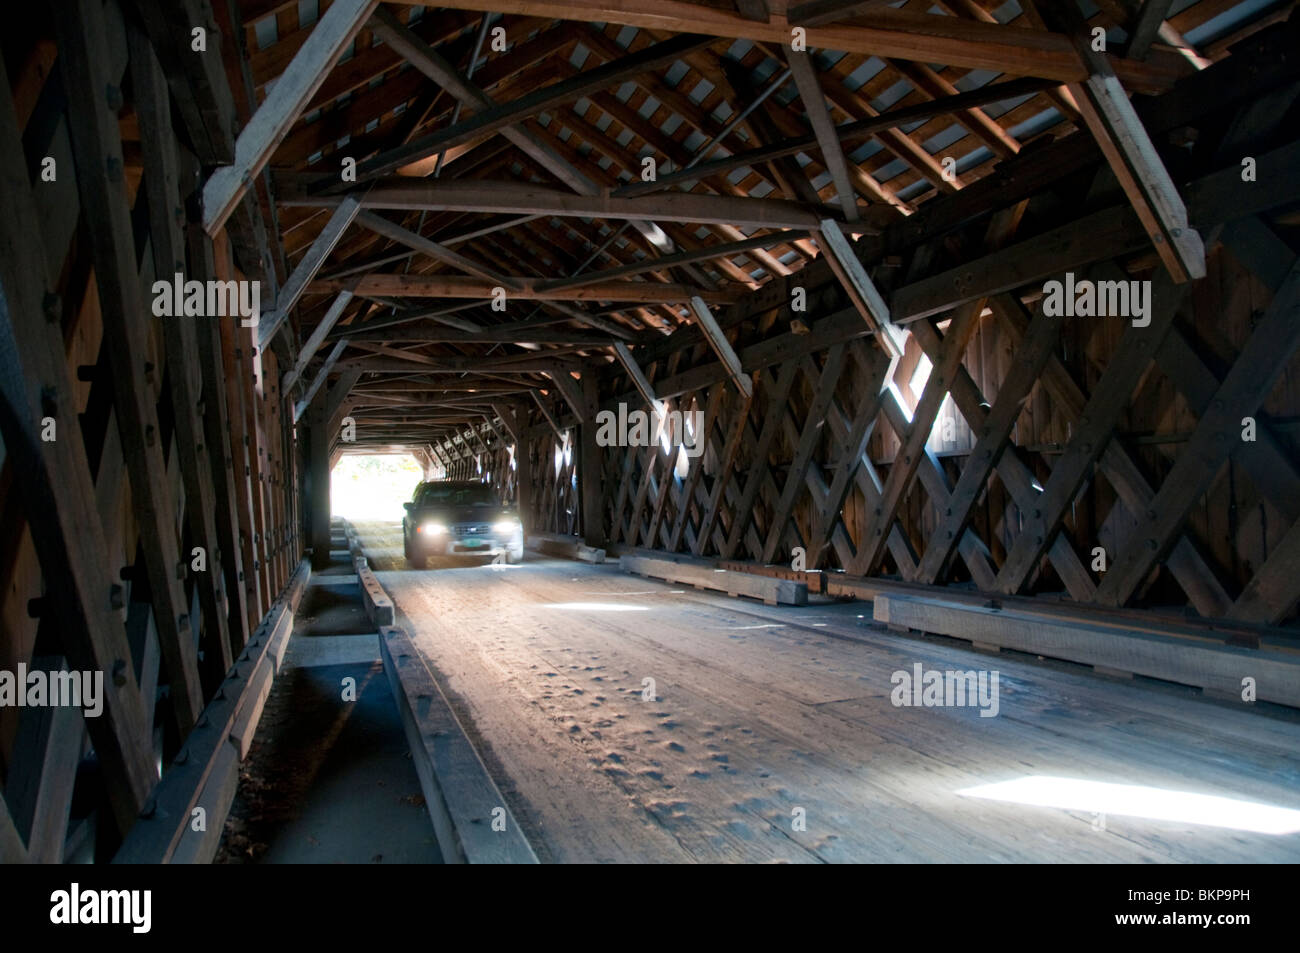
[351,520,1300,864]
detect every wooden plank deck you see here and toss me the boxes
[353,520,1300,864]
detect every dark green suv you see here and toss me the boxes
[401,481,524,568]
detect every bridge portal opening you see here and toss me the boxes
[331,453,425,522]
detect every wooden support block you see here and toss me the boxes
[531,533,608,564]
[873,594,1300,708]
[264,600,296,675]
[357,564,395,627]
[168,738,240,865]
[228,658,274,759]
[379,624,539,864]
[620,554,808,605]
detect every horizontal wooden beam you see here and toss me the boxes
[875,594,1300,707]
[345,326,617,345]
[307,272,740,304]
[387,1,1181,91]
[342,356,578,373]
[788,0,895,27]
[536,230,810,292]
[278,178,839,230]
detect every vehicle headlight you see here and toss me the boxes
[493,519,521,535]
[420,522,447,535]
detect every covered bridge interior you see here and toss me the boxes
[2,0,1300,865]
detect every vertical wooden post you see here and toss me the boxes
[580,372,606,548]
[189,223,251,654]
[306,392,333,569]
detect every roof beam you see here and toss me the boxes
[346,326,616,345]
[531,390,566,438]
[537,300,640,340]
[1086,64,1205,282]
[491,402,524,443]
[282,291,355,392]
[613,75,1053,198]
[688,297,753,400]
[325,301,487,340]
[1127,0,1175,59]
[281,179,837,230]
[203,0,377,233]
[294,338,351,424]
[814,220,903,371]
[613,342,660,410]
[1043,5,1205,283]
[354,209,524,289]
[545,369,590,424]
[343,356,576,374]
[260,195,359,349]
[785,49,859,221]
[366,1,659,266]
[788,0,895,26]
[388,1,1181,91]
[536,230,810,292]
[306,273,742,304]
[1071,62,1204,283]
[355,24,715,180]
